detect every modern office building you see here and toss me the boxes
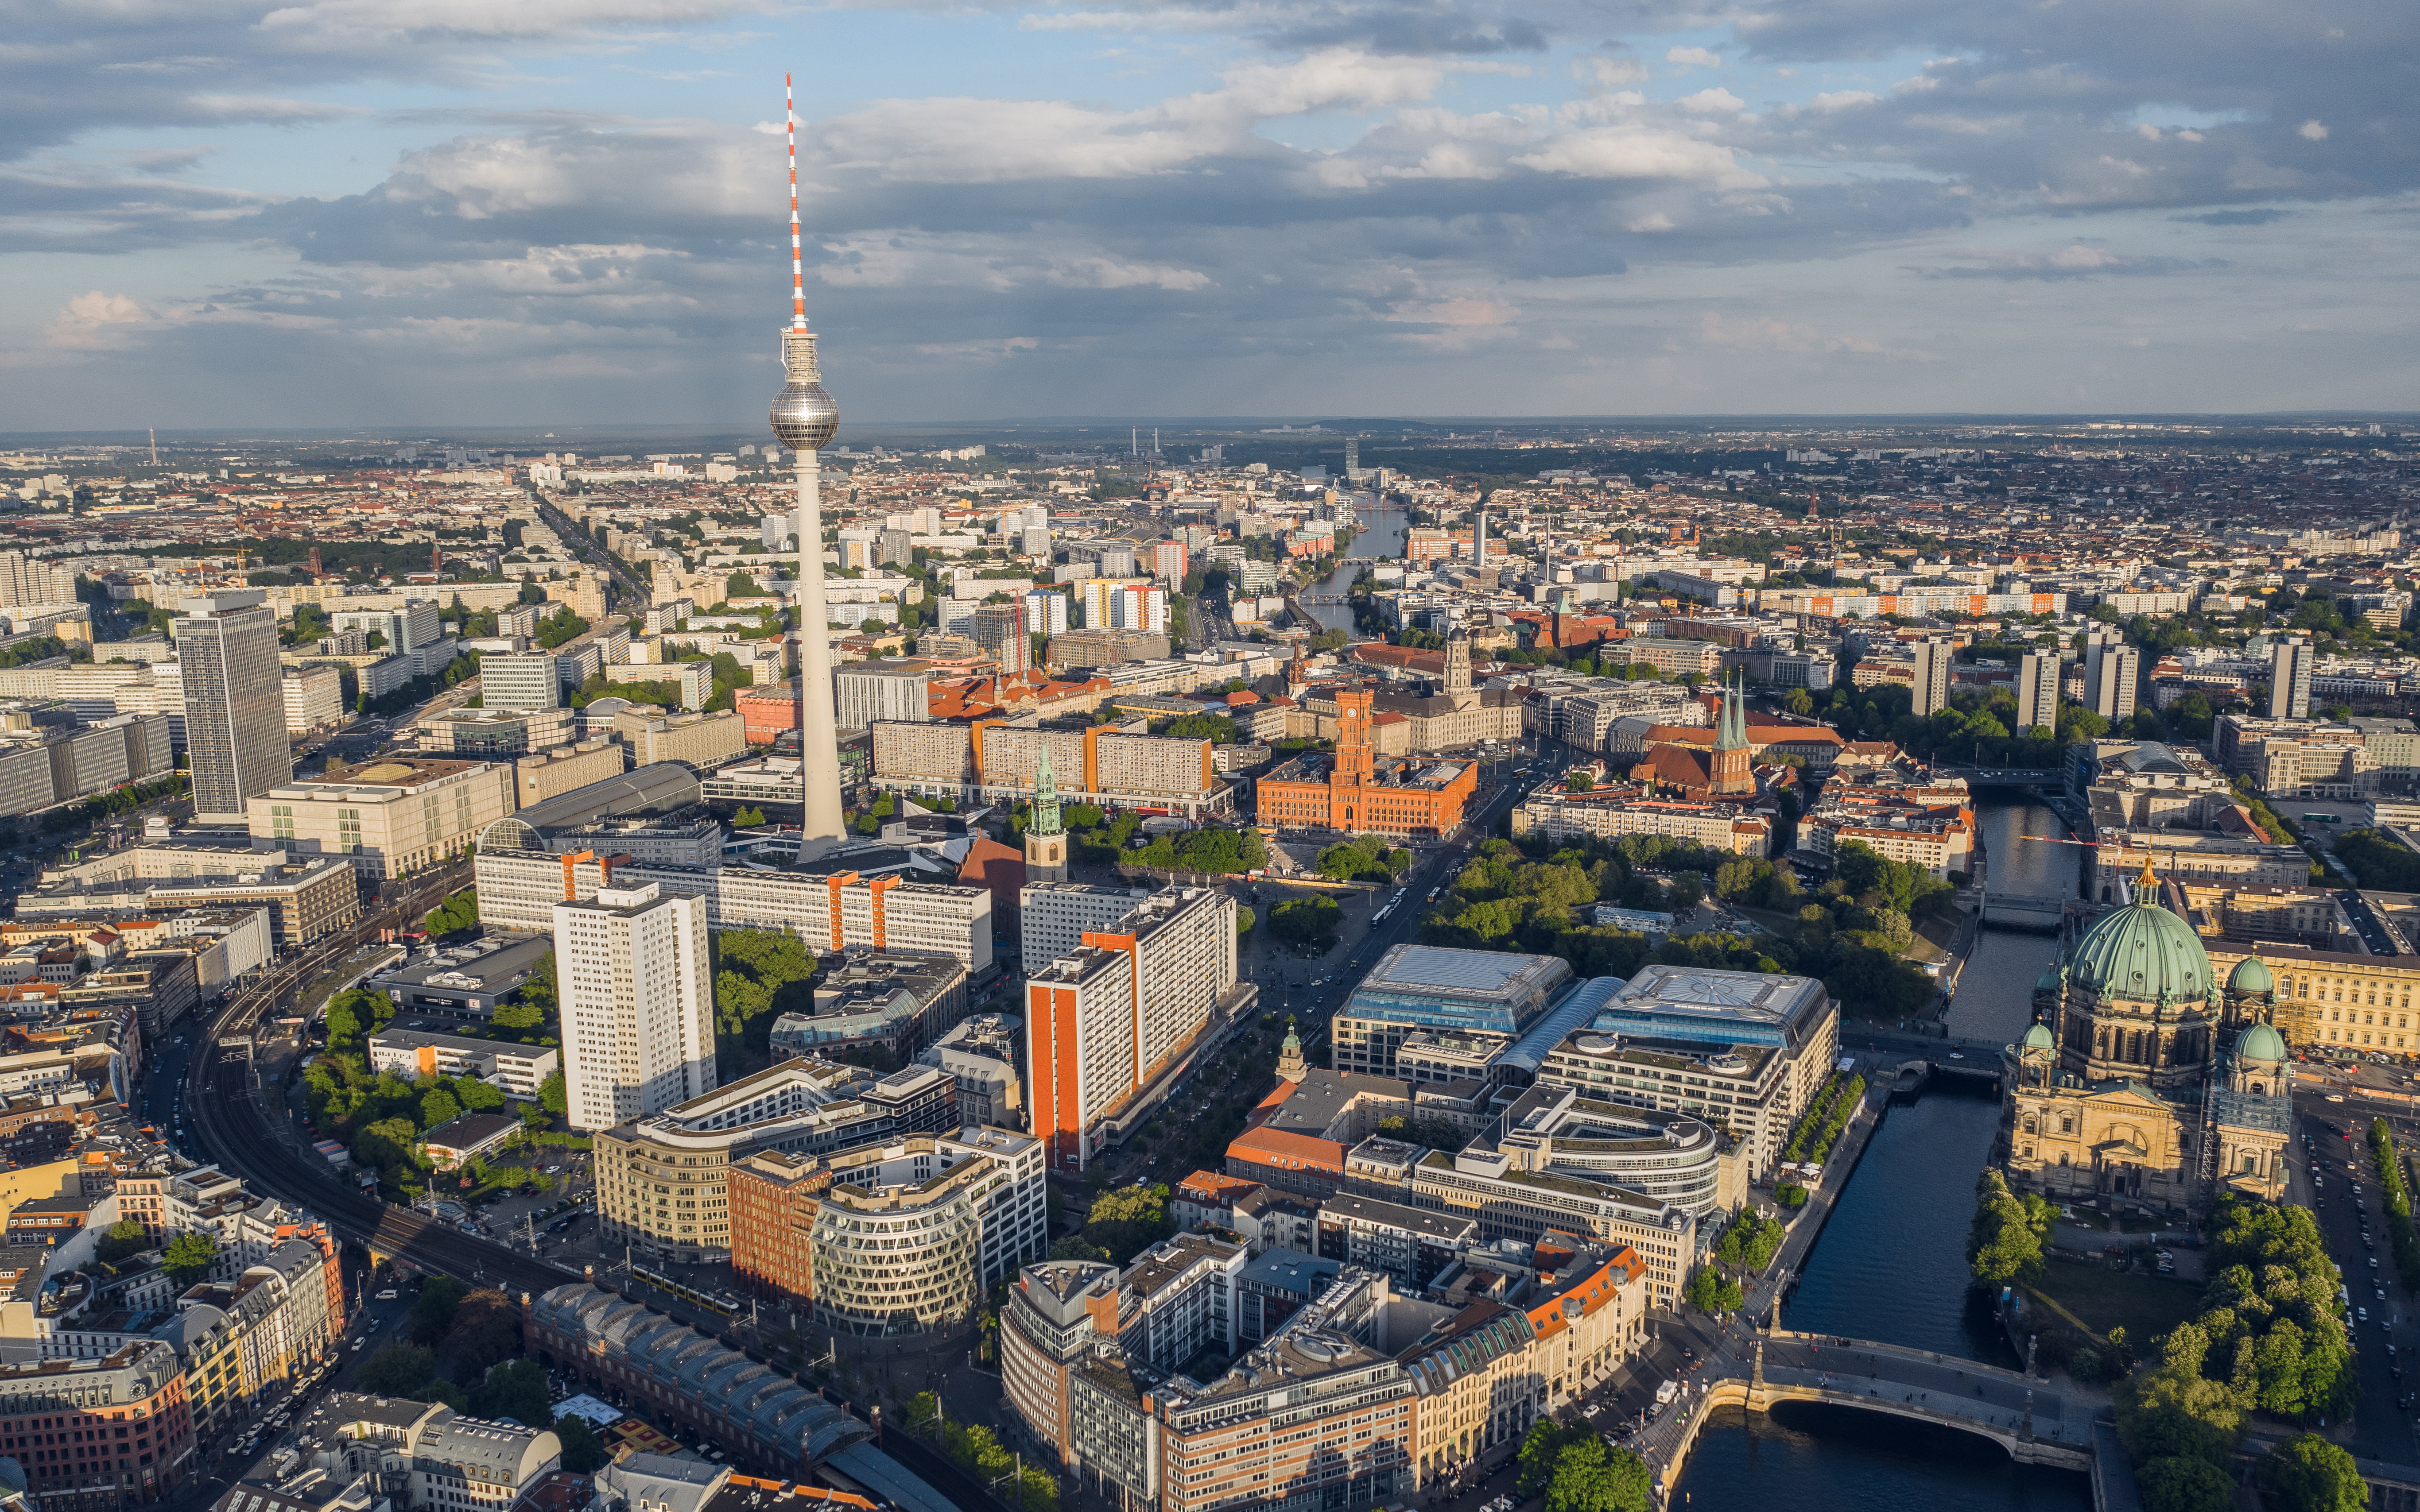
[554,883,716,1133]
[1533,963,1838,1179]
[174,589,290,823]
[248,755,516,880]
[1331,945,1573,1076]
[726,1127,1044,1329]
[1018,882,1158,965]
[593,1059,957,1263]
[481,652,563,712]
[1026,886,1240,1172]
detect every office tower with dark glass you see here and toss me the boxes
[175,589,291,824]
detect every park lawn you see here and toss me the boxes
[2028,1253,2205,1341]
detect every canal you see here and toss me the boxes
[1672,797,2094,1509]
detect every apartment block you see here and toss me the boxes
[281,666,346,734]
[480,653,563,712]
[1027,886,1238,1172]
[555,883,716,1134]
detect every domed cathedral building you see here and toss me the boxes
[1999,859,2292,1216]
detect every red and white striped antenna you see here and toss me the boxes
[787,73,806,331]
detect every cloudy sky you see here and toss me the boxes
[5,0,2416,431]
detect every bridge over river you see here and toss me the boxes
[1646,1327,2108,1499]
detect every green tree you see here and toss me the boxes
[554,1416,609,1474]
[420,1088,462,1130]
[1966,1169,2053,1285]
[409,1276,470,1346]
[422,889,479,938]
[537,1071,566,1115]
[2136,1455,2236,1512]
[2255,1433,2369,1512]
[471,1359,553,1426]
[360,1344,439,1396]
[1516,1423,1576,1498]
[162,1232,218,1287]
[1683,1265,1742,1314]
[96,1218,151,1265]
[1268,896,1342,947]
[733,805,766,828]
[1545,1436,1649,1512]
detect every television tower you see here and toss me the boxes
[767,74,847,855]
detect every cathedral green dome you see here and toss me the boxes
[2239,1021,2287,1063]
[2035,964,2063,994]
[2227,955,2276,996]
[2068,871,2213,1004]
[2022,1022,2055,1051]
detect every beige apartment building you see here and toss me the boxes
[249,755,517,879]
[281,666,346,734]
[613,706,747,768]
[517,740,626,805]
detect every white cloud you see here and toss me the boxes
[2300,119,2329,140]
[1512,129,1765,188]
[1808,90,1877,112]
[1665,46,1721,69]
[44,290,157,349]
[1677,88,1745,114]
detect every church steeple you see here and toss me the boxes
[1714,673,1746,753]
[1023,743,1068,883]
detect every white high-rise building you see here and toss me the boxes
[2083,639,2140,723]
[2015,650,2060,738]
[481,652,562,712]
[174,589,291,824]
[554,883,717,1133]
[1911,637,1954,718]
[2269,637,2313,720]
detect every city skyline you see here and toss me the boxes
[5,1,2416,429]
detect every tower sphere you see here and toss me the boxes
[770,332,838,452]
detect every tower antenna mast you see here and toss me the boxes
[768,73,847,854]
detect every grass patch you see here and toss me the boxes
[2029,1253,2204,1341]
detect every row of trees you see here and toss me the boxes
[2110,1198,2361,1512]
[1314,835,1411,883]
[357,1280,610,1469]
[713,928,819,1060]
[1047,1182,1174,1267]
[422,888,479,940]
[1417,837,1941,1022]
[1515,1421,1650,1512]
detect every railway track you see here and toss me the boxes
[177,862,576,1295]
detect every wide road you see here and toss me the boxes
[2291,1094,2420,1467]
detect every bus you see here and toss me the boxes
[2305,812,2344,825]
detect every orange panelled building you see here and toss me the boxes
[727,1148,832,1310]
[1255,687,1476,836]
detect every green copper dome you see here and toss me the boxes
[2227,955,2276,996]
[2068,875,2213,1004]
[2239,1021,2287,1062]
[2022,1022,2055,1051]
[2035,963,2063,994]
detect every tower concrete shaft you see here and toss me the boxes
[791,439,845,851]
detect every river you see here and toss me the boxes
[1670,797,2094,1510]
[1300,506,1406,634]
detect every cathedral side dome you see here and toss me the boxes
[2067,864,2213,1003]
[2238,1021,2287,1063]
[2227,955,2276,996]
[2022,1022,2055,1050]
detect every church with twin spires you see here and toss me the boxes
[1998,858,2292,1215]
